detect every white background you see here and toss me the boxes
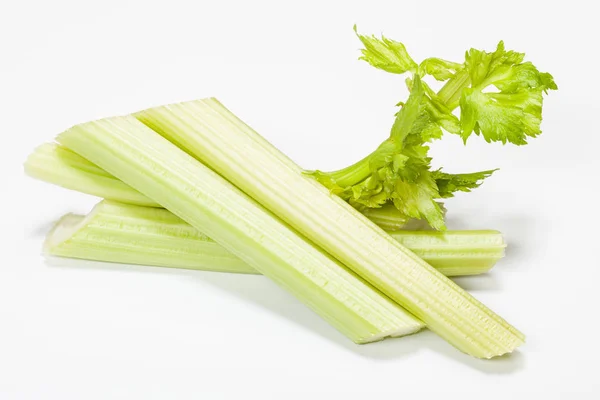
[2,0,598,398]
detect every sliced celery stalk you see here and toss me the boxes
[388,231,505,276]
[24,143,415,229]
[45,201,255,274]
[24,143,156,207]
[47,200,504,277]
[57,116,424,343]
[135,98,524,358]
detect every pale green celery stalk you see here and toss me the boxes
[135,98,524,358]
[46,200,504,277]
[387,231,504,277]
[24,143,157,207]
[57,116,424,343]
[46,200,255,274]
[24,143,412,229]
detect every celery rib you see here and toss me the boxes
[57,116,425,344]
[135,98,524,358]
[46,201,255,274]
[24,143,157,207]
[46,200,504,277]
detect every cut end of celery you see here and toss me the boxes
[43,213,87,254]
[359,325,423,344]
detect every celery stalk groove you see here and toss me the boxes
[135,98,525,358]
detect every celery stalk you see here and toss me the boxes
[388,231,505,276]
[25,143,415,229]
[45,201,255,274]
[24,143,156,207]
[46,200,504,277]
[135,98,524,358]
[56,116,424,343]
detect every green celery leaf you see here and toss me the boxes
[308,75,446,228]
[419,58,464,81]
[464,41,525,88]
[460,87,544,145]
[433,169,498,198]
[389,74,426,141]
[354,25,417,74]
[459,41,557,145]
[308,30,556,230]
[391,172,446,230]
[423,94,461,135]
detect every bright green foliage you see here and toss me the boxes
[353,25,417,74]
[309,76,446,229]
[419,58,464,81]
[309,29,556,229]
[433,169,498,198]
[459,41,557,145]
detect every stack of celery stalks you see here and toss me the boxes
[24,29,556,359]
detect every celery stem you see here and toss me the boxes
[326,152,374,187]
[437,69,470,108]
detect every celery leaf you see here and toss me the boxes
[433,169,498,198]
[353,25,417,75]
[308,30,556,230]
[459,41,557,145]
